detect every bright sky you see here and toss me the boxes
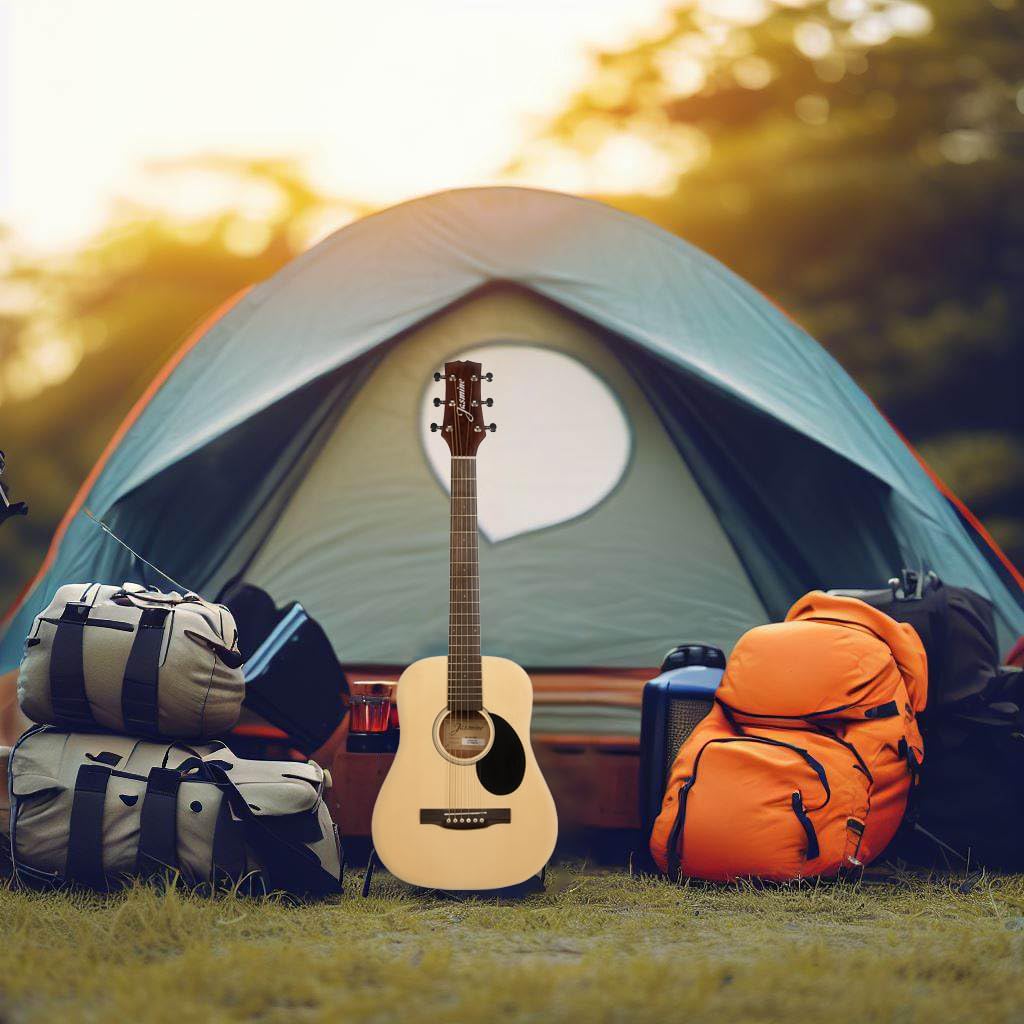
[0,0,673,250]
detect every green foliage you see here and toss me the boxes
[0,158,361,610]
[1,867,1023,1022]
[518,0,1024,567]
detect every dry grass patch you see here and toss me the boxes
[1,866,1023,1023]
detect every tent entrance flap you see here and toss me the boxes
[242,287,769,667]
[627,347,906,621]
[90,352,385,604]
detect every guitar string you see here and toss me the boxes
[446,450,449,815]
[461,454,476,812]
[451,447,459,813]
[465,453,472,815]
[462,454,478,813]
[453,444,470,811]
[467,454,477,813]
[449,449,453,815]
[453,440,462,811]
[460,452,468,814]
[453,448,461,811]
[454,451,460,814]
[456,452,460,811]
[457,451,462,812]
[447,448,450,815]
[467,455,480,812]
[448,385,486,814]
[463,453,480,812]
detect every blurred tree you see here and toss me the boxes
[2,3,1023,618]
[0,157,362,609]
[514,0,1024,566]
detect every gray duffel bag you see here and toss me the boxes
[6,726,343,897]
[18,583,244,739]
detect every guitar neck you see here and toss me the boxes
[449,455,482,711]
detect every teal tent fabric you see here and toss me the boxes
[2,186,1022,674]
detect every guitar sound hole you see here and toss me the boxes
[437,709,492,761]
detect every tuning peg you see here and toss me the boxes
[430,423,440,432]
[433,397,443,407]
[433,372,443,382]
[483,372,494,382]
[487,423,497,432]
[483,398,494,407]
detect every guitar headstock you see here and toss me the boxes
[430,360,496,457]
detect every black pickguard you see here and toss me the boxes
[476,713,526,795]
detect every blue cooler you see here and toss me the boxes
[638,644,726,841]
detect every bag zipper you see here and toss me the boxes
[791,792,820,860]
[666,779,694,880]
[811,723,874,784]
[718,698,897,722]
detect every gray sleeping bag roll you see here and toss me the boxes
[7,727,343,897]
[18,583,244,739]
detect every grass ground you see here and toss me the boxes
[2,865,1023,1024]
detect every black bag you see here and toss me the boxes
[220,583,348,755]
[242,603,348,754]
[833,570,1023,869]
[831,569,999,711]
[891,667,1024,870]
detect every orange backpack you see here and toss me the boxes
[649,592,927,882]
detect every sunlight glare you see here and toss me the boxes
[657,51,709,98]
[222,219,274,259]
[733,55,775,89]
[699,0,771,26]
[886,2,934,36]
[4,0,675,250]
[849,13,893,45]
[794,21,834,59]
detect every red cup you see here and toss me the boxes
[349,681,396,734]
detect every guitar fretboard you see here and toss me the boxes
[449,456,482,710]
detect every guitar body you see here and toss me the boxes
[371,655,558,891]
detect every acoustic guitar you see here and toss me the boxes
[370,359,558,890]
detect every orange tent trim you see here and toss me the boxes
[884,420,1024,594]
[1,287,253,629]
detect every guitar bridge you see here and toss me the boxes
[420,808,511,830]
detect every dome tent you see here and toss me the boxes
[3,187,1023,749]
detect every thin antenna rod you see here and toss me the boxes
[82,507,195,595]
